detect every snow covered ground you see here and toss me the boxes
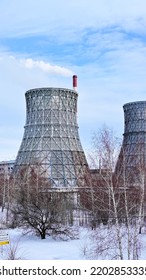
[0,227,146,260]
[0,228,88,260]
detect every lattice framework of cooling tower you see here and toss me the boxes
[115,101,146,187]
[13,87,88,188]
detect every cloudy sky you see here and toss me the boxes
[0,0,146,160]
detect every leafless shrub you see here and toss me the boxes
[0,237,26,260]
[80,225,141,260]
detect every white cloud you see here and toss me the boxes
[21,58,73,76]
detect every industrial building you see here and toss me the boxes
[0,160,15,178]
[8,76,89,225]
[13,76,88,190]
[115,101,146,188]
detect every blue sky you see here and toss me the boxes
[1,0,146,160]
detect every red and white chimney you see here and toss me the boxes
[73,75,77,91]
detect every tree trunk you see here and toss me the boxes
[40,230,46,239]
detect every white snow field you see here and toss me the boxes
[0,226,146,260]
[0,227,87,260]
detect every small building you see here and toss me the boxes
[0,160,15,177]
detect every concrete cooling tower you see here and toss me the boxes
[13,76,88,188]
[115,101,146,187]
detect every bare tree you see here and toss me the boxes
[80,126,145,259]
[9,165,77,240]
[0,169,9,212]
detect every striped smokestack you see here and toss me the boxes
[73,75,77,91]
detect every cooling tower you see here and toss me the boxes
[13,85,88,188]
[115,101,146,187]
